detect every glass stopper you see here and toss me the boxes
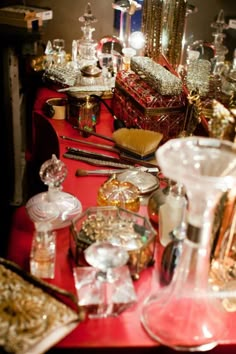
[39,154,68,190]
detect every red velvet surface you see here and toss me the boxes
[7,87,236,353]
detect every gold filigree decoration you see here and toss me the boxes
[0,263,80,354]
[208,99,236,141]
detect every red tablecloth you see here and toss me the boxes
[7,87,236,353]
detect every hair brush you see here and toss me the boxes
[112,128,163,159]
[77,127,163,160]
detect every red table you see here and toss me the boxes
[7,87,236,354]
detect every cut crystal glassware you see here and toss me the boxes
[141,137,236,351]
[52,38,66,65]
[84,241,129,272]
[73,241,137,318]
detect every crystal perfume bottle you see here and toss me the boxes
[211,9,228,76]
[73,241,137,318]
[141,137,236,351]
[26,154,82,229]
[147,183,169,226]
[52,38,66,65]
[77,3,98,68]
[158,182,186,247]
[160,222,186,286]
[30,222,56,279]
[78,95,97,137]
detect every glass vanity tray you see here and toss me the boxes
[70,206,157,279]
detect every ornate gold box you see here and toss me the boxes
[69,206,157,280]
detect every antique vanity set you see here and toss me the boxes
[2,1,236,353]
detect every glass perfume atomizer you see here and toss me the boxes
[78,95,97,137]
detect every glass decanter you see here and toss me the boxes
[26,154,82,229]
[141,137,236,351]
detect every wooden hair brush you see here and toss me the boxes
[77,127,163,160]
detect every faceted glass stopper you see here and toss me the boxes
[73,241,137,318]
[79,2,97,24]
[39,154,67,190]
[84,241,129,272]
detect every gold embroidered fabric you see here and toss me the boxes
[0,258,82,354]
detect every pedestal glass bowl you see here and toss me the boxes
[141,137,236,351]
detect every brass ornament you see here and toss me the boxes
[208,99,236,142]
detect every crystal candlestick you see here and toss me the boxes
[141,137,236,351]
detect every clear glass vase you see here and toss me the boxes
[141,137,236,351]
